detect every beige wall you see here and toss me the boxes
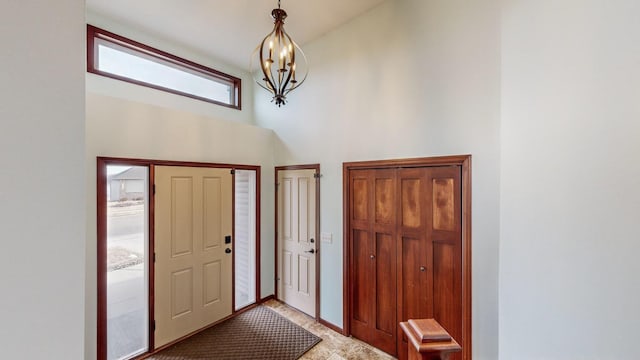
[255,0,501,358]
[84,93,276,359]
[83,13,274,359]
[0,0,86,358]
[500,0,640,358]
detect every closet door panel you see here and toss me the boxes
[428,167,463,360]
[370,169,397,354]
[375,232,396,335]
[349,169,373,343]
[398,168,432,321]
[433,242,459,339]
[397,168,433,360]
[401,178,422,229]
[351,229,372,341]
[353,177,369,221]
[370,230,396,354]
[375,178,394,224]
[400,236,430,321]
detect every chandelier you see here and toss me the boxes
[251,0,308,107]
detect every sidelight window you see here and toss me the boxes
[234,169,257,310]
[105,165,149,360]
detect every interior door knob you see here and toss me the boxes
[305,249,315,254]
[225,248,232,254]
[419,266,426,272]
[370,255,375,259]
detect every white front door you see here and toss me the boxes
[277,169,317,316]
[154,166,233,347]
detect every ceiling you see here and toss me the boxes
[86,0,387,71]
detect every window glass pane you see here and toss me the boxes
[234,170,257,310]
[96,40,232,105]
[106,165,149,360]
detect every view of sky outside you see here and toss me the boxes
[107,165,132,176]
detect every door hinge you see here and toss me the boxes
[230,169,236,175]
[153,320,156,331]
[153,253,156,263]
[152,184,156,195]
[313,173,321,179]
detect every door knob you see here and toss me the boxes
[370,255,375,259]
[419,266,426,272]
[305,249,315,254]
[225,248,232,254]
[310,238,315,243]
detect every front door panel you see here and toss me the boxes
[154,166,232,348]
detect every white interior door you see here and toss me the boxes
[154,166,233,348]
[277,169,317,316]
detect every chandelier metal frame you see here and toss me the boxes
[251,0,308,107]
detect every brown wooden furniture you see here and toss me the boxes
[344,156,471,360]
[400,319,461,360]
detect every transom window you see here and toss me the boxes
[87,25,241,109]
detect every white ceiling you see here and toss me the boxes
[86,0,387,71]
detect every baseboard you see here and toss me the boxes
[319,318,345,335]
[260,294,275,303]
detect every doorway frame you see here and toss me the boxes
[342,155,472,360]
[97,157,261,360]
[274,164,321,320]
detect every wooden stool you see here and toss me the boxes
[399,319,461,360]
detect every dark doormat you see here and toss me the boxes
[149,305,321,360]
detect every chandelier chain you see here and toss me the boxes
[278,0,281,9]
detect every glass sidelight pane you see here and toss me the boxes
[234,170,257,310]
[106,165,149,360]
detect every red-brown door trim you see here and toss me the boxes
[274,164,321,321]
[342,155,472,360]
[97,157,261,360]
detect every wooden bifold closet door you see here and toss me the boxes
[348,166,462,360]
[349,168,398,355]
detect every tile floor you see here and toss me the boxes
[263,300,396,360]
